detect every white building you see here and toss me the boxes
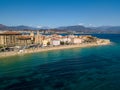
[52,40,60,46]
[73,38,83,44]
[42,40,48,46]
[60,38,71,43]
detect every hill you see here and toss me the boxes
[1,24,120,34]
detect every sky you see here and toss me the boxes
[0,0,120,28]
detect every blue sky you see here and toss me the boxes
[0,0,120,27]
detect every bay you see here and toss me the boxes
[0,34,120,90]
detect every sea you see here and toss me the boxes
[0,34,120,90]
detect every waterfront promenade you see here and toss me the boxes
[0,41,111,58]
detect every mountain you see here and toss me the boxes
[57,25,120,34]
[58,25,86,31]
[0,24,8,30]
[0,24,7,28]
[0,24,39,30]
[97,26,120,31]
[57,25,98,33]
[0,24,50,30]
[90,26,120,33]
[1,24,120,34]
[59,25,87,30]
[10,25,37,30]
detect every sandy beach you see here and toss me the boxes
[0,41,111,58]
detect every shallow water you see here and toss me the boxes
[0,34,120,90]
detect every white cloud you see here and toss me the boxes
[78,23,84,26]
[36,25,43,28]
[88,24,93,26]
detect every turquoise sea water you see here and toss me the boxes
[0,34,120,90]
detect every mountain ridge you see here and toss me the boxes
[0,24,120,33]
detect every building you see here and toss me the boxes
[60,37,71,43]
[73,38,83,44]
[17,35,32,46]
[30,31,35,44]
[42,39,49,46]
[52,39,60,46]
[34,31,42,44]
[0,31,21,47]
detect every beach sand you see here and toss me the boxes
[0,41,111,58]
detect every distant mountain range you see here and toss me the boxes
[0,24,120,34]
[57,25,94,33]
[0,24,37,30]
[90,26,120,33]
[57,25,120,34]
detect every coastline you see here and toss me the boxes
[0,41,111,58]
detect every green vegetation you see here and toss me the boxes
[60,41,64,45]
[47,42,50,45]
[0,45,4,49]
[65,41,69,45]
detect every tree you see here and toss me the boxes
[0,45,3,49]
[47,42,50,46]
[60,41,64,45]
[65,41,69,45]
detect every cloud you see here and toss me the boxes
[36,25,43,28]
[88,24,93,26]
[78,23,84,26]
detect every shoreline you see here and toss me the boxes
[0,42,111,59]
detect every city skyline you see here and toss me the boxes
[0,0,120,28]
